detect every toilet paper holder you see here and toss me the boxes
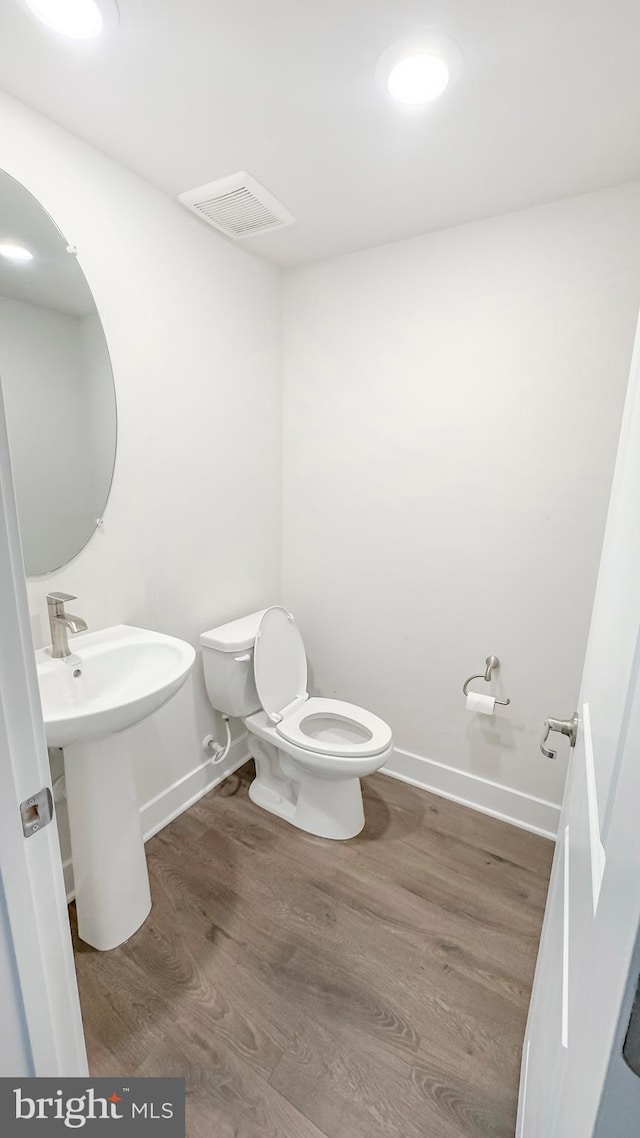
[463,656,510,706]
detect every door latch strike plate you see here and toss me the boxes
[20,787,54,837]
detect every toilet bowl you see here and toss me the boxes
[200,606,393,839]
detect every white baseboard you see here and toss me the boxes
[62,738,557,900]
[383,747,559,840]
[139,734,251,842]
[62,734,251,901]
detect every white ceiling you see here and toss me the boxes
[0,0,639,268]
[0,170,95,316]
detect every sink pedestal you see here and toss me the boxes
[36,625,196,949]
[64,733,151,951]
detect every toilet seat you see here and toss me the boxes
[276,696,392,757]
[253,607,392,759]
[253,606,308,723]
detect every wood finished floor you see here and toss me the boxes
[71,764,553,1138]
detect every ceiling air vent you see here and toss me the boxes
[178,172,295,240]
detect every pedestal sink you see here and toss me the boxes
[36,625,195,951]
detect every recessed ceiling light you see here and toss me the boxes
[376,34,462,109]
[387,53,450,104]
[23,0,115,40]
[0,242,34,263]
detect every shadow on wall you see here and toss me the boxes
[466,714,521,783]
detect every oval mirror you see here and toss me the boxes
[0,170,116,576]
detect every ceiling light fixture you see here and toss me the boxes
[376,34,462,109]
[0,242,34,263]
[23,0,117,40]
[387,53,450,104]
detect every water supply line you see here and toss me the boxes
[202,714,232,765]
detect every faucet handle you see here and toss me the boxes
[46,591,76,607]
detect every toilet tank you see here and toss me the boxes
[200,610,266,718]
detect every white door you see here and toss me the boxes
[518,314,640,1136]
[0,381,87,1076]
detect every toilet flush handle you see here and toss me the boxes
[234,653,251,662]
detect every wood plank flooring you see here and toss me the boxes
[71,764,553,1138]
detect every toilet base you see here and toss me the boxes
[249,736,365,840]
[248,778,297,824]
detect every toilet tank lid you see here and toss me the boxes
[200,609,268,652]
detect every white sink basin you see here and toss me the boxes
[36,624,196,747]
[35,623,196,952]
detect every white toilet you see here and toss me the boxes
[200,606,393,839]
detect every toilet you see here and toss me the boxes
[200,606,393,839]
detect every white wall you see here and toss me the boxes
[282,184,640,833]
[0,91,282,836]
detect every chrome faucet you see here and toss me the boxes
[46,592,88,659]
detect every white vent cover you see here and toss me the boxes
[178,172,295,240]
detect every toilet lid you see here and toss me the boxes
[254,606,308,722]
